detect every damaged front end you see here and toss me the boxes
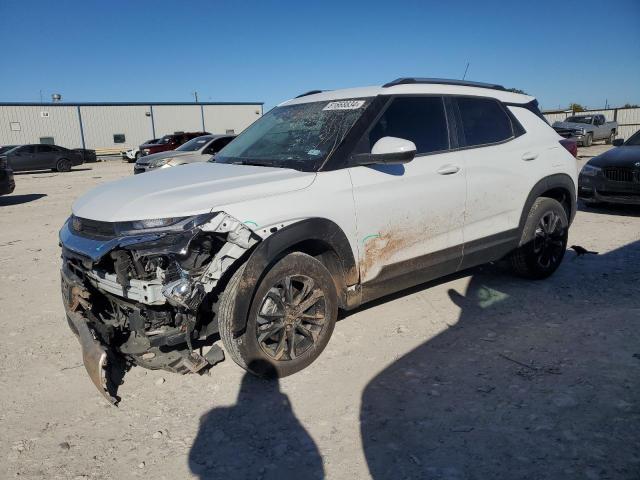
[59,212,259,404]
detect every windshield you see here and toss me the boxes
[0,145,18,154]
[566,116,593,124]
[176,136,212,152]
[215,98,373,171]
[625,130,640,146]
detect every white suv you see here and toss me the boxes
[60,78,577,403]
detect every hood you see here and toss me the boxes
[552,121,590,130]
[72,162,316,222]
[588,146,640,168]
[137,150,193,165]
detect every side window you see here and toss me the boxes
[368,96,449,155]
[214,137,233,152]
[456,97,513,147]
[19,145,37,154]
[37,145,55,153]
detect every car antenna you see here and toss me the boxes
[462,62,470,80]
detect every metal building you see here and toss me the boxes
[0,101,263,154]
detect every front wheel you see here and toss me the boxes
[218,252,338,378]
[510,197,568,279]
[56,158,72,172]
[582,133,593,147]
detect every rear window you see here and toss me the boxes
[456,97,513,147]
[369,96,449,154]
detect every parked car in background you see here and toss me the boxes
[1,144,84,172]
[134,134,235,174]
[139,132,211,157]
[552,114,617,146]
[59,78,577,403]
[122,138,159,162]
[0,145,19,155]
[0,155,15,195]
[579,129,640,205]
[74,148,97,163]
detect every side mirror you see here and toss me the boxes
[612,138,624,147]
[353,136,417,166]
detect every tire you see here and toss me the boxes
[218,252,338,378]
[582,133,593,147]
[510,197,569,279]
[56,158,72,172]
[605,131,615,145]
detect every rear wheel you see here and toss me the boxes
[56,158,72,172]
[510,197,568,279]
[219,252,338,378]
[605,131,615,145]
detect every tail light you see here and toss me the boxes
[559,138,578,158]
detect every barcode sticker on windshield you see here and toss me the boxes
[323,100,365,111]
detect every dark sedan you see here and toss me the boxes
[0,144,84,172]
[579,131,640,205]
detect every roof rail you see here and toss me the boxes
[383,77,506,91]
[295,90,324,98]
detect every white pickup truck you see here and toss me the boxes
[552,114,617,147]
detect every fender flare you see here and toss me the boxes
[229,218,357,334]
[518,173,577,233]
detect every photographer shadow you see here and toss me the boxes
[361,241,640,479]
[189,361,324,480]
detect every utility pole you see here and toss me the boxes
[193,91,199,103]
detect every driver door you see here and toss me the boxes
[10,145,38,171]
[348,96,466,295]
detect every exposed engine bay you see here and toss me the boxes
[59,212,260,404]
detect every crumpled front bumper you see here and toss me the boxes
[61,268,122,404]
[67,310,120,404]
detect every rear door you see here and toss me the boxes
[452,96,530,266]
[35,145,58,169]
[348,95,467,287]
[595,115,607,139]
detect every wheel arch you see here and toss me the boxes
[227,217,357,334]
[518,174,577,234]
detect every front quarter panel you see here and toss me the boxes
[216,169,359,263]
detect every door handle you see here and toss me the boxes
[522,152,538,161]
[436,165,460,175]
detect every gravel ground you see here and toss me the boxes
[1,146,639,480]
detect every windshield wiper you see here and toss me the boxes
[232,159,278,167]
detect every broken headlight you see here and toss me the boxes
[70,213,218,238]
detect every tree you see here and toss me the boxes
[569,103,585,112]
[622,103,639,108]
[506,88,528,95]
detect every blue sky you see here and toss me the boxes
[1,0,638,111]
